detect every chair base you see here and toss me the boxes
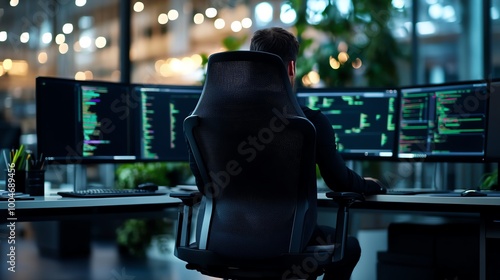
[177,247,329,280]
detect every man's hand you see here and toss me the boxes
[363,177,387,195]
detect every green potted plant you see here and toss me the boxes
[480,169,498,190]
[114,162,191,257]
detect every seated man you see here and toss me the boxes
[249,27,386,280]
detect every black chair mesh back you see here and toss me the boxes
[190,51,317,259]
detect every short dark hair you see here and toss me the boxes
[249,27,299,66]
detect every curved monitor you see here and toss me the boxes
[397,80,488,162]
[296,87,399,160]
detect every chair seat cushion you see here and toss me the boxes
[176,244,335,279]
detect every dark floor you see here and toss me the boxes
[0,234,216,280]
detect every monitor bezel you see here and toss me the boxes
[485,77,500,162]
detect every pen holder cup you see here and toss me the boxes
[5,169,27,193]
[27,170,45,196]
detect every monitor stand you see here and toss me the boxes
[68,164,87,191]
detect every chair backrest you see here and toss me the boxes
[184,51,318,259]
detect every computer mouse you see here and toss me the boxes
[460,189,487,197]
[137,182,158,191]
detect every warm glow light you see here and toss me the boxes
[301,71,320,86]
[214,18,225,29]
[160,63,171,77]
[79,35,92,48]
[168,9,179,20]
[95,36,107,48]
[8,60,29,76]
[0,66,4,76]
[38,52,48,64]
[85,70,93,80]
[10,0,19,7]
[6,60,29,76]
[352,58,362,69]
[241,18,252,28]
[205,7,217,18]
[169,58,182,72]
[73,42,82,52]
[59,43,69,54]
[308,71,320,84]
[133,2,144,12]
[42,32,52,44]
[338,52,349,63]
[329,56,341,69]
[55,34,66,44]
[75,0,86,7]
[3,59,13,71]
[191,54,202,66]
[20,32,30,43]
[155,60,164,72]
[62,23,74,34]
[158,13,169,24]
[0,31,7,42]
[75,71,86,80]
[337,41,348,52]
[194,13,204,24]
[231,21,243,32]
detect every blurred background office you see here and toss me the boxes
[0,0,499,190]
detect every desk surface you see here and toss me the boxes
[0,193,180,221]
[2,191,500,209]
[2,191,499,220]
[4,193,179,209]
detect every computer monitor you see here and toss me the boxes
[36,77,136,164]
[130,84,201,162]
[486,78,500,161]
[296,87,399,159]
[397,80,488,161]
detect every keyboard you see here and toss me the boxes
[385,189,452,195]
[57,189,166,198]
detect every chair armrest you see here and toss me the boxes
[170,191,202,249]
[324,191,365,262]
[170,191,202,206]
[325,191,365,206]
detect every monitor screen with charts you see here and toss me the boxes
[36,77,202,164]
[398,80,488,161]
[36,77,136,164]
[130,84,201,162]
[296,87,399,159]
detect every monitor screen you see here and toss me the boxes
[398,81,488,161]
[486,79,500,161]
[131,84,201,161]
[36,77,136,164]
[296,87,399,159]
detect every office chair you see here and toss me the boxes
[171,50,364,279]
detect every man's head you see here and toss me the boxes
[250,27,299,86]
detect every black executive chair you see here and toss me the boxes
[171,51,363,279]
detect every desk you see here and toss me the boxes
[0,194,181,221]
[2,192,499,279]
[319,193,500,280]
